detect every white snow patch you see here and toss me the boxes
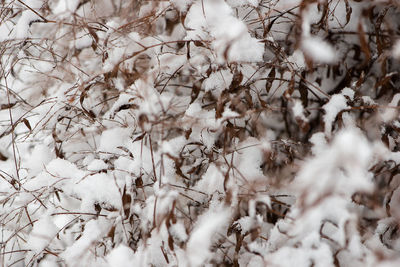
[185,0,263,62]
[323,94,348,137]
[393,39,400,59]
[24,144,53,176]
[99,127,131,155]
[107,245,137,267]
[341,87,355,100]
[292,100,307,121]
[294,128,373,206]
[227,0,259,7]
[222,107,240,118]
[61,219,109,264]
[53,0,81,14]
[171,0,194,11]
[202,70,233,94]
[186,204,231,266]
[195,164,224,194]
[170,222,188,243]
[74,31,93,50]
[233,137,265,181]
[87,159,108,171]
[302,37,336,64]
[15,11,41,39]
[380,93,400,123]
[25,215,58,253]
[288,50,306,69]
[235,216,255,235]
[310,132,328,156]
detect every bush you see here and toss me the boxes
[1,0,400,266]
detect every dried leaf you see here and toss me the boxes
[344,0,352,27]
[122,185,132,218]
[265,68,275,93]
[358,22,371,65]
[135,176,143,188]
[21,118,31,131]
[186,41,190,59]
[0,103,16,110]
[107,225,116,242]
[0,151,7,161]
[229,71,243,91]
[298,73,308,107]
[190,80,202,104]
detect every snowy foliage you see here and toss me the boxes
[1,0,400,266]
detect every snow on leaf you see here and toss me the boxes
[107,245,137,267]
[323,94,348,137]
[25,214,58,254]
[61,218,110,265]
[301,36,336,64]
[186,204,231,267]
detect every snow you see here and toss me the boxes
[87,159,108,171]
[288,50,306,69]
[390,186,400,220]
[98,127,131,155]
[302,36,336,64]
[310,132,327,155]
[195,163,225,194]
[15,10,41,39]
[0,20,15,42]
[266,238,334,267]
[184,0,263,62]
[380,93,400,123]
[227,0,259,7]
[222,107,240,118]
[74,31,93,50]
[170,222,188,243]
[235,216,255,235]
[23,144,53,176]
[186,204,231,266]
[61,219,109,264]
[107,245,137,267]
[341,87,355,100]
[25,158,121,210]
[290,128,374,236]
[392,39,400,59]
[233,138,265,181]
[25,215,58,254]
[323,94,348,137]
[171,0,195,11]
[53,0,81,14]
[202,70,233,94]
[1,1,400,266]
[292,100,307,121]
[160,136,187,157]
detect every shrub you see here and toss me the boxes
[1,0,400,266]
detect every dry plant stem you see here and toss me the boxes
[0,62,20,184]
[16,0,48,22]
[1,0,400,266]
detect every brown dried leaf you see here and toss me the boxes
[107,225,116,242]
[0,103,16,110]
[190,80,202,104]
[298,74,308,108]
[229,71,243,91]
[135,176,143,188]
[22,118,32,131]
[358,22,371,65]
[0,151,8,161]
[122,185,132,218]
[344,0,352,27]
[265,68,275,93]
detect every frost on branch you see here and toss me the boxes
[2,0,400,266]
